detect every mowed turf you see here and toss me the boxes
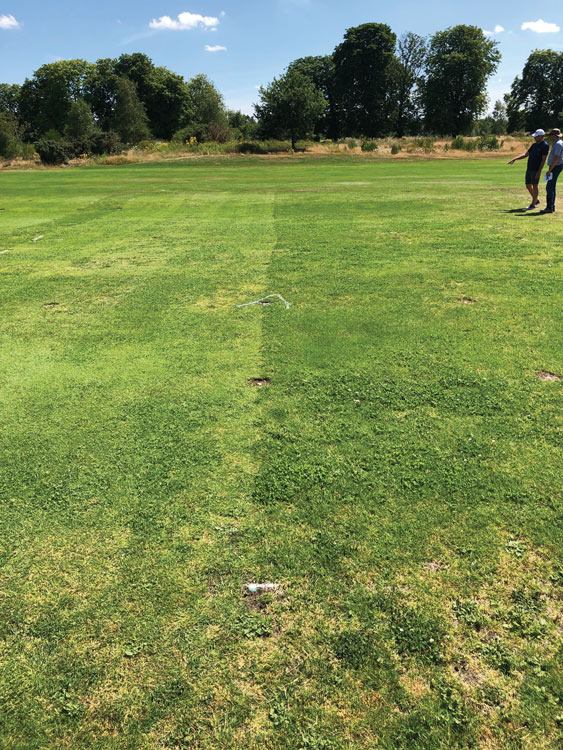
[0,156,562,750]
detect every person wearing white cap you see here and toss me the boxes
[508,129,549,209]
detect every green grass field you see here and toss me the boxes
[1,155,562,750]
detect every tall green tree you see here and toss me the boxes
[113,53,189,138]
[423,25,500,135]
[18,59,94,139]
[147,67,190,139]
[392,32,427,137]
[505,50,563,132]
[332,23,397,137]
[227,110,258,140]
[64,98,96,140]
[183,74,228,141]
[287,55,336,138]
[491,100,508,135]
[113,77,150,144]
[0,112,21,158]
[85,58,119,132]
[0,83,20,117]
[255,69,326,148]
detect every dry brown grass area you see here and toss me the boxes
[1,136,531,170]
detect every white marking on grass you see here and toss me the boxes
[247,583,279,592]
[0,249,11,254]
[236,294,290,309]
[31,235,44,242]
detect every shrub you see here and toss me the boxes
[90,130,122,156]
[391,143,401,155]
[263,139,293,153]
[171,127,196,143]
[19,142,35,160]
[34,138,70,165]
[450,136,477,152]
[237,141,265,154]
[236,140,292,154]
[361,139,378,152]
[413,137,435,152]
[43,128,63,141]
[56,131,123,159]
[477,134,501,151]
[348,138,357,149]
[206,122,230,143]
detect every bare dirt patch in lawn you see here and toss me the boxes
[536,370,562,381]
[248,378,270,387]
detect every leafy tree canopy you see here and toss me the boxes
[505,50,563,132]
[423,25,500,135]
[392,32,427,137]
[19,59,94,139]
[287,55,336,138]
[333,23,397,137]
[255,69,326,147]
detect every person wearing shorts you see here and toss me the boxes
[508,129,549,209]
[539,128,563,214]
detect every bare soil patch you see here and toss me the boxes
[536,370,562,381]
[458,297,476,304]
[248,378,270,387]
[422,560,448,573]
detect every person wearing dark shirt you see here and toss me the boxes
[508,129,549,210]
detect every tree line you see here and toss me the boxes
[256,23,561,145]
[0,52,256,162]
[1,22,562,161]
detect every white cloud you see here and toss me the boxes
[205,44,226,52]
[521,19,560,33]
[0,14,20,29]
[484,24,504,36]
[149,11,219,31]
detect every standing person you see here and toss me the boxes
[508,129,549,209]
[539,128,563,214]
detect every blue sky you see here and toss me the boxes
[1,1,562,115]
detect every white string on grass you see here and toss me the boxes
[31,235,44,243]
[236,294,290,309]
